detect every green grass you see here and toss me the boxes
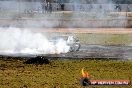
[0,58,132,88]
[46,32,132,45]
[76,33,132,45]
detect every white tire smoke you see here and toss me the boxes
[0,27,70,55]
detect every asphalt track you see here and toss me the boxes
[1,44,131,60]
[43,44,132,60]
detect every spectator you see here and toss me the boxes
[47,2,49,12]
[42,0,47,13]
[115,4,121,12]
[61,3,65,11]
[49,3,52,13]
[42,3,45,13]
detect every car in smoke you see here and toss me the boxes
[49,35,81,52]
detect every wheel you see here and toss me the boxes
[73,43,81,51]
[69,47,74,52]
[69,43,81,52]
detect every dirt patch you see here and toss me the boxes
[31,28,132,34]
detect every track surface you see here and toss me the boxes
[29,28,132,60]
[0,28,132,60]
[32,28,132,34]
[38,44,131,60]
[0,44,132,60]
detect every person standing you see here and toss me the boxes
[61,3,65,11]
[115,4,121,12]
[49,3,52,13]
[42,0,47,13]
[42,3,45,13]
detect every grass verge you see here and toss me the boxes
[76,33,132,45]
[0,58,132,88]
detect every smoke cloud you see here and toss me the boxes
[0,0,128,28]
[0,27,70,55]
[0,0,129,56]
[68,0,127,28]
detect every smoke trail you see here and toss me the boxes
[0,27,70,55]
[68,0,127,28]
